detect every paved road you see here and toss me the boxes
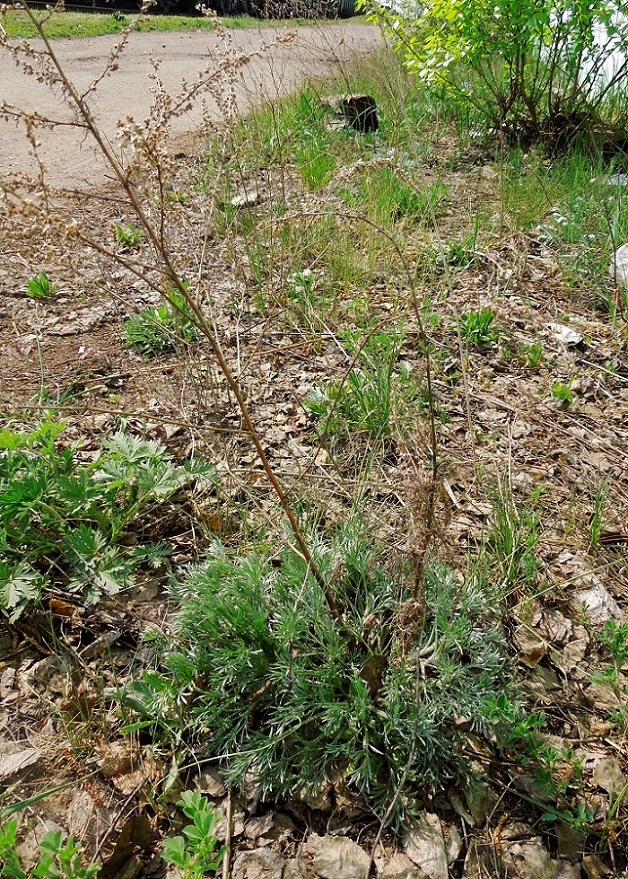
[0,23,383,190]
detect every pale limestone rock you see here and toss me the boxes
[403,813,448,879]
[232,849,285,879]
[303,833,370,879]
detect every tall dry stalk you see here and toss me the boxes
[0,1,341,618]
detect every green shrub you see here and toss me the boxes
[126,527,514,826]
[375,0,628,146]
[0,421,215,620]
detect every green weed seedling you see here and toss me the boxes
[284,268,341,335]
[162,791,226,879]
[0,819,99,879]
[488,484,541,592]
[458,309,498,350]
[487,696,591,826]
[444,240,476,268]
[590,622,628,728]
[123,291,197,357]
[289,93,337,190]
[458,309,498,349]
[588,477,610,550]
[0,819,24,879]
[597,621,628,689]
[288,268,315,305]
[523,341,544,369]
[359,168,448,228]
[168,189,188,205]
[551,381,574,405]
[25,272,58,299]
[114,223,143,249]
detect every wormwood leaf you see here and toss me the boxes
[0,561,47,621]
[0,420,215,618]
[130,532,513,827]
[65,524,135,602]
[100,431,165,465]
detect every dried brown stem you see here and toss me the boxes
[12,1,341,621]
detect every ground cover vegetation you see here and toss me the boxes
[1,6,358,39]
[0,1,628,876]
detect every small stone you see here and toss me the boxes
[97,741,134,778]
[215,809,245,840]
[514,624,547,667]
[303,833,370,879]
[245,812,275,841]
[376,850,426,879]
[608,173,628,186]
[0,667,17,703]
[297,782,332,812]
[500,833,558,879]
[582,853,612,879]
[555,821,586,862]
[585,681,623,713]
[0,748,42,779]
[403,813,448,879]
[609,243,628,290]
[284,859,306,879]
[320,94,378,133]
[464,779,499,825]
[232,849,285,879]
[231,190,261,209]
[592,756,627,798]
[548,322,583,348]
[446,824,463,865]
[551,637,588,674]
[513,774,556,804]
[555,862,582,879]
[575,582,622,623]
[461,842,484,879]
[17,820,64,871]
[67,788,95,839]
[199,766,226,798]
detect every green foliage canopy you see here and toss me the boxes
[373,0,628,139]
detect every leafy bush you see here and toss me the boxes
[126,527,514,825]
[0,421,215,620]
[375,0,628,146]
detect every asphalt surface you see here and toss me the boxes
[0,22,383,189]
